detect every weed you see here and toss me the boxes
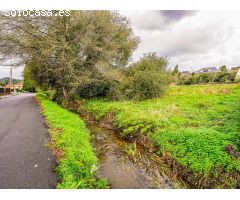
[123,142,137,158]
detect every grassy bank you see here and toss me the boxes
[83,84,240,188]
[36,94,108,189]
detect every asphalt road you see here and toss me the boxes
[0,93,58,189]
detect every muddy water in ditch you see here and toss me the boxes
[88,124,187,189]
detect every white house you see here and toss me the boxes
[195,67,219,74]
[235,68,240,80]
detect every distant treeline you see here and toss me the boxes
[0,77,22,86]
[172,65,239,85]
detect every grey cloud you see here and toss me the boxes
[160,10,197,22]
[131,20,234,71]
[164,25,233,57]
[122,11,240,71]
[136,29,223,58]
[127,10,197,31]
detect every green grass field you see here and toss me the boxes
[36,94,108,189]
[84,84,240,187]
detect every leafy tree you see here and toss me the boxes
[0,78,8,86]
[219,65,227,72]
[22,63,36,92]
[122,53,170,100]
[178,74,195,85]
[197,73,215,83]
[171,64,180,82]
[213,72,232,83]
[172,64,179,75]
[177,67,237,85]
[0,11,139,101]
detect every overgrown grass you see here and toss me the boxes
[36,93,108,189]
[83,84,240,187]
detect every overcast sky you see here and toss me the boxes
[1,10,240,79]
[121,10,240,72]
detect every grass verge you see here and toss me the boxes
[36,93,108,189]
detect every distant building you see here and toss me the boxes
[235,68,240,80]
[230,66,240,72]
[179,71,191,78]
[181,71,190,75]
[195,67,219,74]
[4,81,23,92]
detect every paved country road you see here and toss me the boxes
[0,93,58,189]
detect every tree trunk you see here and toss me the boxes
[62,87,68,99]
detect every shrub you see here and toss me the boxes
[177,74,196,85]
[77,76,112,99]
[213,72,232,83]
[23,62,37,92]
[122,53,170,100]
[43,89,56,100]
[177,71,237,85]
[197,73,215,83]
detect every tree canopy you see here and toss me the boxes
[172,64,179,75]
[0,11,139,100]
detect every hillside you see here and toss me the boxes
[0,77,22,86]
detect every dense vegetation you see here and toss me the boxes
[0,11,140,100]
[0,11,170,101]
[83,84,240,188]
[36,93,108,189]
[175,66,238,85]
[22,66,36,92]
[108,53,170,100]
